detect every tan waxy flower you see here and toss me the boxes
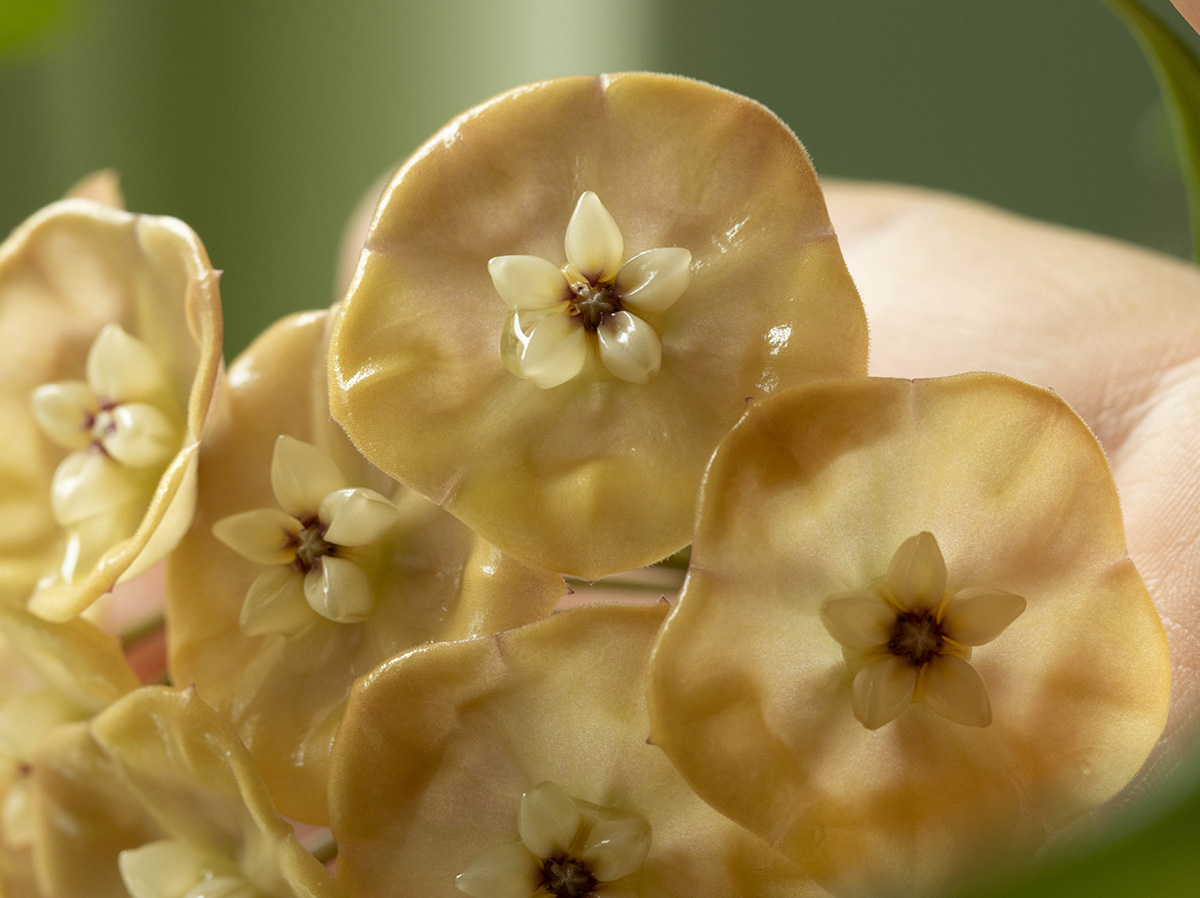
[169,309,564,825]
[329,73,867,579]
[329,604,826,898]
[33,686,341,898]
[0,199,221,621]
[648,374,1170,897]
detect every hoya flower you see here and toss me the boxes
[329,73,867,579]
[32,686,341,898]
[823,180,1200,787]
[648,374,1170,897]
[329,604,826,898]
[0,198,221,621]
[169,309,564,825]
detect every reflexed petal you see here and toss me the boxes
[304,557,374,623]
[579,813,651,881]
[564,191,623,282]
[104,403,179,468]
[943,587,1026,646]
[614,248,691,314]
[886,531,947,611]
[30,381,96,451]
[212,509,300,566]
[455,841,540,898]
[819,590,895,650]
[851,656,917,730]
[923,654,992,727]
[50,450,142,525]
[596,312,661,384]
[239,567,311,636]
[513,312,588,390]
[270,435,350,517]
[118,839,218,898]
[86,324,171,404]
[488,255,571,310]
[319,488,399,547]
[518,781,582,859]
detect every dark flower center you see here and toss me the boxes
[540,854,598,898]
[569,280,621,331]
[294,518,334,571]
[889,610,946,666]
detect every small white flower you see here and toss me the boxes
[212,435,399,635]
[820,531,1026,730]
[456,781,651,898]
[489,191,691,389]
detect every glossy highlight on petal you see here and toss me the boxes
[596,311,661,384]
[615,247,691,314]
[565,191,623,282]
[518,781,582,859]
[319,488,399,547]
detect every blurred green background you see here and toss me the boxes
[3,3,1200,894]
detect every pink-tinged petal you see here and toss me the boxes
[886,531,946,611]
[851,657,917,730]
[564,192,623,282]
[579,813,652,882]
[455,841,540,898]
[270,435,350,518]
[239,567,311,637]
[596,311,661,385]
[819,591,894,650]
[86,324,172,405]
[30,381,96,451]
[488,256,571,311]
[304,558,374,624]
[212,509,299,566]
[518,781,581,859]
[319,488,398,547]
[615,248,691,314]
[943,587,1026,646]
[923,655,992,727]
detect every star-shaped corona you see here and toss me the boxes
[490,191,691,388]
[820,531,1025,730]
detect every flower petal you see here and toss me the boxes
[943,587,1026,646]
[118,840,225,898]
[580,812,652,882]
[507,311,588,390]
[304,557,375,623]
[85,323,171,404]
[50,450,141,526]
[886,531,946,611]
[30,381,96,451]
[239,566,311,636]
[103,402,179,468]
[455,841,540,898]
[614,248,691,314]
[212,509,299,566]
[319,488,399,547]
[488,255,571,311]
[819,590,895,650]
[270,434,349,517]
[851,656,917,730]
[518,781,582,859]
[596,311,661,385]
[923,654,992,727]
[182,877,259,898]
[564,191,623,282]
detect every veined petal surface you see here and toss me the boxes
[329,73,866,578]
[648,374,1170,897]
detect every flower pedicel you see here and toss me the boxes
[648,373,1171,897]
[328,73,868,579]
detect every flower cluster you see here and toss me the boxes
[0,72,1176,898]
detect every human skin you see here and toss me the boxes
[823,179,1200,801]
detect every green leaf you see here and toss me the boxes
[1106,0,1200,261]
[0,0,61,55]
